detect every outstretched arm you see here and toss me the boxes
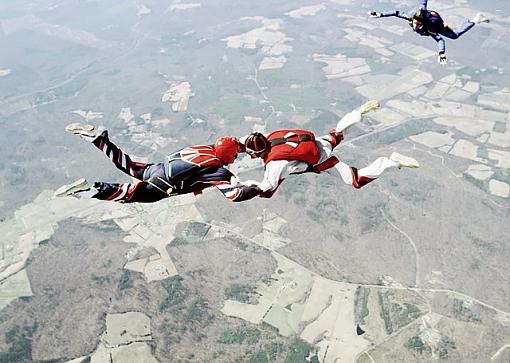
[214,170,262,202]
[432,34,446,53]
[229,184,262,202]
[213,179,261,202]
[369,10,411,21]
[236,137,289,195]
[382,10,411,20]
[258,160,289,198]
[200,167,261,202]
[432,34,447,64]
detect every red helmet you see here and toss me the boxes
[244,132,270,158]
[214,136,241,165]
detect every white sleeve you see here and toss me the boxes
[258,160,291,192]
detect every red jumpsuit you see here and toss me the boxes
[242,110,400,198]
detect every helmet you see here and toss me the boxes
[244,132,270,158]
[214,136,241,165]
[412,9,426,21]
[410,9,426,30]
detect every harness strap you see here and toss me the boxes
[313,156,340,173]
[147,177,175,196]
[270,134,314,147]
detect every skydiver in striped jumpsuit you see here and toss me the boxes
[55,124,261,203]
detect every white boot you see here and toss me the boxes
[390,152,420,169]
[357,100,380,115]
[54,178,91,198]
[472,13,490,24]
[65,123,103,142]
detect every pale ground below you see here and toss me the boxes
[161,81,194,112]
[64,312,157,363]
[285,4,326,19]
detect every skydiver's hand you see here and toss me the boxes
[368,11,382,18]
[259,190,273,198]
[438,53,447,65]
[244,180,261,188]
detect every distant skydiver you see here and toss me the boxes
[54,124,261,203]
[368,0,490,64]
[239,101,420,198]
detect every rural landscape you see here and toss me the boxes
[0,0,509,362]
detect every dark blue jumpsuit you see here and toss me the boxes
[88,131,260,203]
[380,0,475,54]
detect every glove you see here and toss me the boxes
[438,53,447,65]
[368,11,382,18]
[243,180,261,188]
[259,190,274,198]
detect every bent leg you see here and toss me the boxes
[321,102,379,152]
[93,130,150,180]
[358,156,398,179]
[324,156,398,189]
[440,21,475,39]
[316,111,362,157]
[315,110,363,153]
[335,110,362,134]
